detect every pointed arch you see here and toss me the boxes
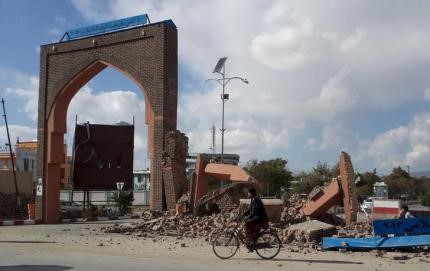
[36,21,178,223]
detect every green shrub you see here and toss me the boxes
[111,191,134,215]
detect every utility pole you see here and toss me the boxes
[209,124,216,155]
[1,98,20,206]
[207,57,248,163]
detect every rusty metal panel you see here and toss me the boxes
[72,123,134,190]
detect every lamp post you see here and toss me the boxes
[206,57,248,164]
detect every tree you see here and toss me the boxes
[292,171,315,194]
[244,158,293,197]
[356,169,380,201]
[291,161,340,195]
[389,166,410,179]
[386,167,416,199]
[112,190,134,215]
[421,190,430,207]
[310,161,334,186]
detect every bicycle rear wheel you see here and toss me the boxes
[212,231,239,259]
[254,231,281,259]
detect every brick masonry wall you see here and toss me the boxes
[36,21,179,220]
[162,130,188,210]
[339,151,359,225]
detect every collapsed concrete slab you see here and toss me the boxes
[300,151,359,225]
[282,220,337,244]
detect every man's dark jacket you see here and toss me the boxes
[243,196,268,223]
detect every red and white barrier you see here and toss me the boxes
[372,199,400,220]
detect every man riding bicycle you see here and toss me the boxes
[242,188,269,252]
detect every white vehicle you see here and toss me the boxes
[361,197,373,215]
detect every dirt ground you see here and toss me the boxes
[0,219,429,271]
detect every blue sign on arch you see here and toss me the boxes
[62,14,149,41]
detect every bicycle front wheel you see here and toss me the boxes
[212,231,239,259]
[254,231,281,259]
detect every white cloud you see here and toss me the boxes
[306,137,316,146]
[0,125,37,144]
[250,13,317,70]
[367,111,430,172]
[5,77,39,121]
[339,28,365,52]
[48,28,62,36]
[318,71,356,111]
[319,122,355,151]
[307,71,357,122]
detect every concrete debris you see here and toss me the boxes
[281,220,337,244]
[280,193,307,225]
[193,182,260,216]
[387,252,410,261]
[104,209,241,242]
[334,221,372,238]
[104,208,369,253]
[370,249,386,257]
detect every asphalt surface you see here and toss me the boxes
[0,219,428,271]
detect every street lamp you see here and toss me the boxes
[206,57,248,164]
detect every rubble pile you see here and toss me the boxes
[104,206,377,254]
[194,182,260,216]
[335,221,372,238]
[104,209,241,241]
[280,220,337,245]
[280,193,307,225]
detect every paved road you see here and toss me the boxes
[0,221,427,271]
[0,247,231,271]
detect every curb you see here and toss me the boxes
[0,216,140,225]
[61,215,140,223]
[0,219,43,226]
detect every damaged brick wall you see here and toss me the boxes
[162,130,188,210]
[339,151,359,225]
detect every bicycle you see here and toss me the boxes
[212,217,282,260]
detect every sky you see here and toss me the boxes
[1,0,430,174]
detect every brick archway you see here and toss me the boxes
[36,21,178,223]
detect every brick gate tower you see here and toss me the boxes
[36,16,180,223]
